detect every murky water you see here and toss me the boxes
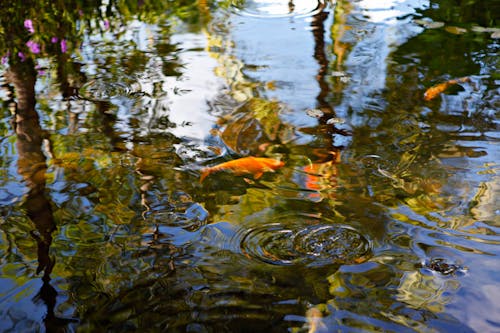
[0,0,499,332]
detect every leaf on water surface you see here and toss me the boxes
[444,26,468,35]
[470,26,500,34]
[326,117,345,125]
[414,19,445,29]
[306,108,324,119]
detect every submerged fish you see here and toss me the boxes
[423,77,469,101]
[200,156,284,183]
[306,308,329,333]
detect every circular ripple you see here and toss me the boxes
[231,0,325,19]
[79,76,142,101]
[146,202,208,232]
[293,225,371,265]
[241,223,296,265]
[240,223,371,267]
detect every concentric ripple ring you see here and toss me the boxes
[240,223,371,267]
[231,0,325,19]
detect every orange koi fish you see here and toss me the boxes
[423,77,469,101]
[200,157,284,183]
[303,160,338,201]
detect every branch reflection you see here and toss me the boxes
[6,59,76,332]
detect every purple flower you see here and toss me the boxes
[18,52,26,62]
[103,20,110,30]
[1,51,10,65]
[24,19,35,34]
[60,39,67,53]
[35,64,46,76]
[26,40,41,54]
[51,37,59,43]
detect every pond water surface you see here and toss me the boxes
[0,0,499,332]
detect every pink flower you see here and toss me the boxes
[51,37,59,43]
[104,20,110,30]
[24,19,35,34]
[1,52,10,65]
[18,52,26,62]
[60,39,67,53]
[35,64,46,76]
[26,40,41,54]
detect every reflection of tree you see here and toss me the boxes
[0,0,211,330]
[330,0,353,71]
[7,62,54,279]
[307,2,499,330]
[420,0,497,27]
[355,9,499,213]
[310,1,330,114]
[5,58,75,331]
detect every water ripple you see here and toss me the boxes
[145,191,209,231]
[79,75,142,101]
[230,0,325,19]
[240,223,371,267]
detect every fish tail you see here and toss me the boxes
[200,168,211,183]
[448,77,469,85]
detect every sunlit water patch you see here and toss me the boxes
[231,0,325,19]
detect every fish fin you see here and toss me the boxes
[243,177,254,184]
[200,168,211,183]
[254,172,264,179]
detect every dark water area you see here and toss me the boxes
[0,0,498,332]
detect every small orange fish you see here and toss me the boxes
[200,157,284,183]
[423,77,469,101]
[303,160,338,201]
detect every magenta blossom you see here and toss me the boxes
[103,20,110,30]
[60,39,67,53]
[51,37,59,43]
[24,19,35,34]
[18,52,26,62]
[35,64,46,76]
[1,51,10,65]
[26,40,41,54]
